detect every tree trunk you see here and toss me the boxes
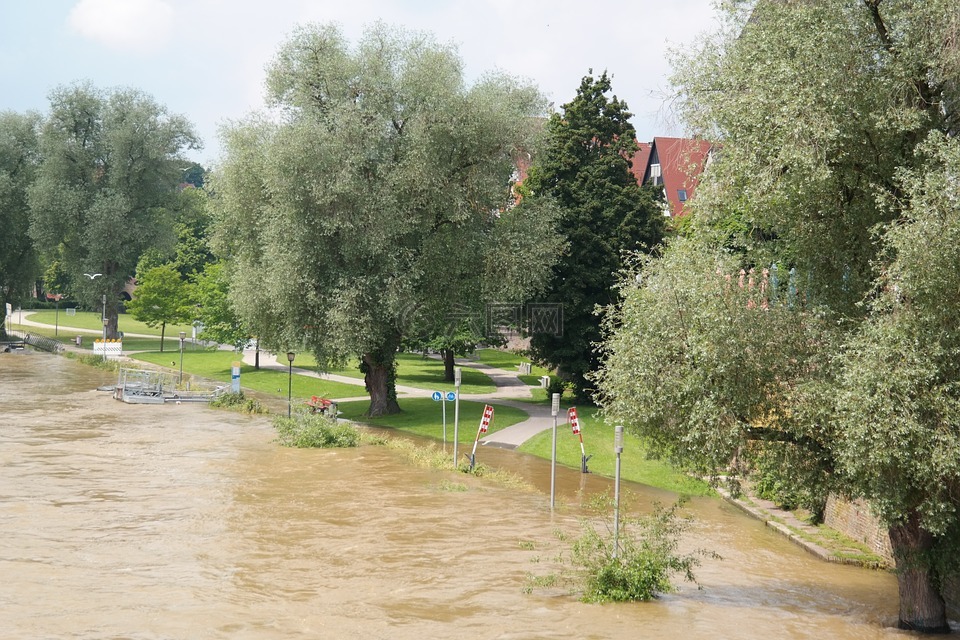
[159,321,166,352]
[888,511,950,634]
[254,341,260,370]
[362,350,401,417]
[442,348,455,382]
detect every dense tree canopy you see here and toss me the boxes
[211,23,558,415]
[27,82,199,338]
[0,111,41,338]
[125,263,192,351]
[521,71,664,401]
[595,0,960,632]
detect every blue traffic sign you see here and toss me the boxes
[446,391,456,401]
[431,391,442,401]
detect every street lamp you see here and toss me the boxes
[178,331,186,385]
[83,273,105,360]
[613,425,624,559]
[101,294,107,362]
[286,351,296,418]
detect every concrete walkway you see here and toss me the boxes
[242,348,566,449]
[11,310,564,448]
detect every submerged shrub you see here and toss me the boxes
[273,412,361,448]
[210,391,265,414]
[528,497,718,602]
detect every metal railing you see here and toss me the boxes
[6,330,66,354]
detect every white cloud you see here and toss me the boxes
[68,0,175,53]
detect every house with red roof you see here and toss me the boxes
[630,136,713,217]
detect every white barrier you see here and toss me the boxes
[93,339,123,359]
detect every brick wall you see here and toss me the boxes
[824,495,960,617]
[823,495,893,563]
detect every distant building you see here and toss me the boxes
[630,137,713,217]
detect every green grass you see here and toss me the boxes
[131,350,367,401]
[290,352,497,394]
[337,396,528,443]
[518,407,713,496]
[475,348,551,379]
[22,310,193,337]
[9,322,185,352]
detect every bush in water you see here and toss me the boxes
[273,412,361,448]
[528,497,719,602]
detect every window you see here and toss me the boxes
[677,189,688,202]
[649,163,662,186]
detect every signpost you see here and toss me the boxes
[568,407,591,473]
[469,404,494,471]
[432,390,454,446]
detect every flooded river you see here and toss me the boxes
[0,352,915,638]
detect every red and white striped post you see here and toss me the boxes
[469,404,494,471]
[568,407,590,473]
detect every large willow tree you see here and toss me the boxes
[211,23,556,416]
[596,0,960,632]
[0,111,41,338]
[28,83,198,337]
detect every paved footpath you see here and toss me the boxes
[241,349,564,449]
[12,310,564,448]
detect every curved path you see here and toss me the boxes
[12,310,562,448]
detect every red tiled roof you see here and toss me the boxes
[628,141,652,185]
[650,137,712,217]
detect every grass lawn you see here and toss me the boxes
[131,350,367,400]
[337,396,528,443]
[289,352,496,394]
[9,322,184,352]
[518,406,713,496]
[19,310,193,338]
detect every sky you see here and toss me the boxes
[0,0,719,166]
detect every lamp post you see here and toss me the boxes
[550,392,560,510]
[83,273,104,359]
[178,331,186,385]
[101,294,107,362]
[453,367,462,467]
[286,351,296,418]
[613,425,624,559]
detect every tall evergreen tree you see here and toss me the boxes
[522,72,664,401]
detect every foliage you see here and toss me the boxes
[191,261,249,350]
[0,110,41,336]
[596,1,960,630]
[273,411,361,448]
[125,263,193,351]
[529,497,716,602]
[27,82,198,339]
[521,71,664,401]
[209,391,265,414]
[210,22,557,416]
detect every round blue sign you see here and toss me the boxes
[431,391,442,401]
[446,391,456,401]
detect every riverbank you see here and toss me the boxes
[7,310,890,571]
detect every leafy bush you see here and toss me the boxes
[273,412,361,448]
[210,391,265,414]
[749,444,827,523]
[528,497,718,602]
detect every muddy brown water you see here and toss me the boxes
[0,352,920,638]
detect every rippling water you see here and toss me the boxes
[0,352,907,638]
